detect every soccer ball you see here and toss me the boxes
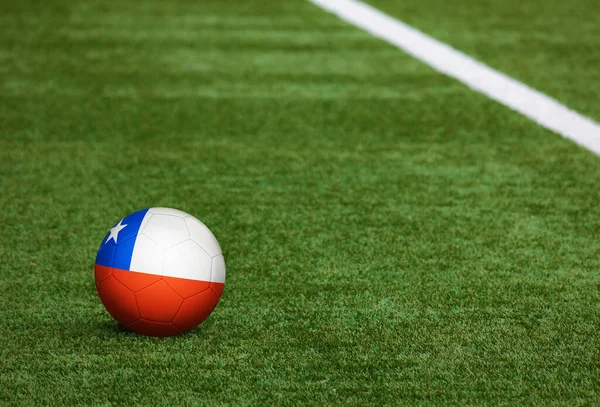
[94,207,225,337]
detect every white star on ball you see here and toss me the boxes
[105,219,128,244]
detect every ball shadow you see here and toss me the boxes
[92,318,215,339]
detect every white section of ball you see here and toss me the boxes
[129,208,225,283]
[164,240,212,281]
[129,234,164,276]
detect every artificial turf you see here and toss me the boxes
[366,0,600,122]
[1,0,599,405]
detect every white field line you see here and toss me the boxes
[309,0,600,156]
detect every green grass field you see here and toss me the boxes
[1,0,599,405]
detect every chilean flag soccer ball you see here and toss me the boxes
[95,208,225,337]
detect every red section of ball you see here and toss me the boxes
[172,289,218,332]
[127,319,180,337]
[96,275,139,324]
[113,268,161,292]
[211,282,225,298]
[94,265,224,337]
[135,280,183,322]
[164,276,210,298]
[95,264,113,283]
